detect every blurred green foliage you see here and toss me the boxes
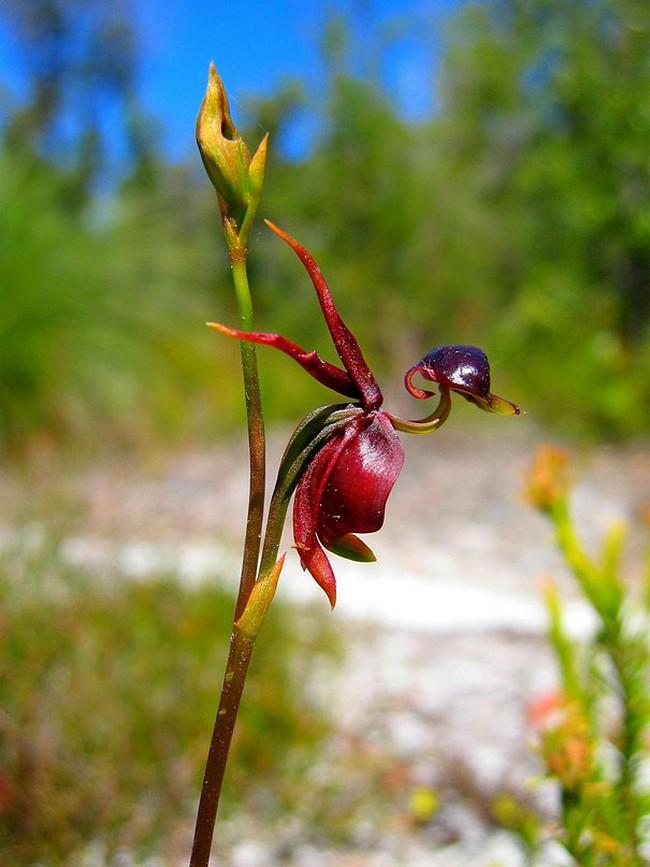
[2,0,650,449]
[0,541,337,865]
[0,150,232,449]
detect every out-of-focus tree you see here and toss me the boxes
[2,0,650,449]
[1,0,137,196]
[254,1,650,437]
[0,1,225,452]
[426,0,650,435]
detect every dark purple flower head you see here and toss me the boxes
[406,345,520,416]
[209,222,519,606]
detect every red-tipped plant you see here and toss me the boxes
[496,449,650,866]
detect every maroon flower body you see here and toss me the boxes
[292,411,403,606]
[320,413,404,541]
[209,221,519,606]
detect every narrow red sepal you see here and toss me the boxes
[265,220,383,411]
[207,321,359,399]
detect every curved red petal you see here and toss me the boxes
[293,455,337,607]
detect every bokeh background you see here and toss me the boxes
[1,1,649,865]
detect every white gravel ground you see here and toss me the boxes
[3,424,649,865]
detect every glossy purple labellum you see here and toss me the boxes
[424,346,490,396]
[406,345,521,416]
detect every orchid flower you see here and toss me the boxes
[209,221,520,608]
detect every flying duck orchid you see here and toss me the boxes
[209,221,520,607]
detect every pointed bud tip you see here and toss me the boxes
[248,133,269,196]
[201,63,218,102]
[253,133,269,163]
[252,133,269,164]
[198,62,225,125]
[196,62,251,216]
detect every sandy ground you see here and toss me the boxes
[3,421,649,865]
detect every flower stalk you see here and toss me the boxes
[189,66,269,867]
[190,61,520,865]
[229,248,266,620]
[189,629,254,867]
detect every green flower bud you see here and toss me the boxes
[196,63,251,220]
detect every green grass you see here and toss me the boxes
[0,540,339,865]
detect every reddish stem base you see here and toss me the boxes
[189,629,255,867]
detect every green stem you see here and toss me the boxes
[386,388,452,435]
[605,627,642,860]
[189,483,289,867]
[189,629,254,867]
[189,224,266,867]
[230,248,266,620]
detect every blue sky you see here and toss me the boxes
[0,0,463,163]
